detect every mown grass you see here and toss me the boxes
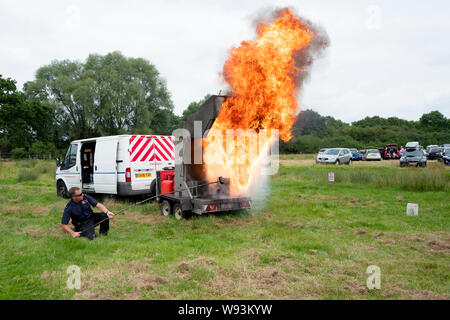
[0,159,449,300]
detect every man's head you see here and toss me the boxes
[69,187,83,203]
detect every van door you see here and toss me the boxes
[93,139,118,194]
[57,143,81,189]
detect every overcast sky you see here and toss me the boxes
[1,0,449,122]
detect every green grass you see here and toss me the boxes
[0,159,449,299]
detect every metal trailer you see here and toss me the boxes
[157,95,252,220]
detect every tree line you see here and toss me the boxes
[1,51,448,157]
[280,109,450,153]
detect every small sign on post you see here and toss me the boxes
[406,203,418,216]
[328,171,335,183]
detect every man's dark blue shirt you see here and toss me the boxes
[61,194,98,225]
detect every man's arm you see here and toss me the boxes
[60,223,81,238]
[96,203,115,219]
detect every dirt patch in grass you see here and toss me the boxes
[372,232,392,239]
[195,256,217,266]
[427,240,450,254]
[0,195,23,203]
[122,211,167,225]
[287,222,304,228]
[1,204,53,216]
[176,256,217,273]
[24,226,65,238]
[342,279,367,294]
[73,261,168,300]
[31,205,53,215]
[1,205,23,213]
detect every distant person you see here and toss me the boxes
[60,187,115,240]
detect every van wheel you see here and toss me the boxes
[57,180,69,198]
[150,179,156,196]
[173,203,184,220]
[160,200,172,217]
[335,160,340,166]
[348,159,352,165]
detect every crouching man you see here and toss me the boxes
[60,187,115,240]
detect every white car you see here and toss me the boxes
[366,149,382,161]
[315,149,328,163]
[316,148,352,165]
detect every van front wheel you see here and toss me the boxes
[57,180,69,198]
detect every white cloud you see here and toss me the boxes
[0,0,449,122]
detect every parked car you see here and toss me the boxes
[359,149,366,159]
[405,141,419,149]
[315,148,328,163]
[426,145,439,154]
[400,148,427,167]
[349,148,361,161]
[384,144,400,159]
[366,149,382,161]
[316,148,352,165]
[442,147,450,165]
[427,146,443,160]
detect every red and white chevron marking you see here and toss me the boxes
[129,135,174,162]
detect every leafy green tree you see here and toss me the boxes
[11,148,28,159]
[420,111,448,130]
[180,94,211,125]
[24,51,176,141]
[0,75,54,151]
[30,141,58,157]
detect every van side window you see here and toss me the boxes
[62,144,78,169]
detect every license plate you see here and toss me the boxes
[135,172,152,178]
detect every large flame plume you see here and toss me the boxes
[204,8,328,195]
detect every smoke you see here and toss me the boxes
[251,6,330,94]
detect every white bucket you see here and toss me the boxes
[406,203,418,216]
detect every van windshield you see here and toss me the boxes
[368,149,379,154]
[325,149,340,155]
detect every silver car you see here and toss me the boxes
[315,148,328,163]
[316,148,353,165]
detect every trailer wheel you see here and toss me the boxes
[160,200,172,217]
[173,203,184,220]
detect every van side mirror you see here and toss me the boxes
[56,157,61,167]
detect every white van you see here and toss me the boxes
[55,135,174,198]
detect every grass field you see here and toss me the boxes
[0,158,449,299]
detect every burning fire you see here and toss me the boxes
[204,8,325,195]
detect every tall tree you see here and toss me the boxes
[0,75,54,151]
[24,51,176,141]
[180,94,211,125]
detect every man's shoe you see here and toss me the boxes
[99,232,108,236]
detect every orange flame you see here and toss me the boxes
[204,9,315,194]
